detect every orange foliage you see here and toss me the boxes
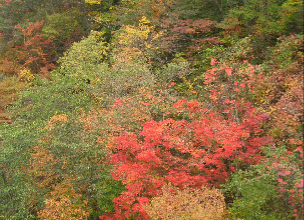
[217,17,243,37]
[38,182,90,220]
[117,0,174,22]
[29,145,59,189]
[78,108,100,135]
[145,184,226,220]
[45,114,68,130]
[0,76,28,124]
[30,113,99,219]
[14,21,54,74]
[0,58,17,75]
[98,95,153,150]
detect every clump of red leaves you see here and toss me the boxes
[100,98,272,219]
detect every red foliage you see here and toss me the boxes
[206,54,303,143]
[14,21,54,73]
[100,99,272,219]
[171,19,215,34]
[162,18,219,54]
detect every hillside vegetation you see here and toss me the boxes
[0,0,303,219]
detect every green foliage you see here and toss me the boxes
[224,145,303,220]
[58,30,156,100]
[156,58,192,83]
[42,11,89,54]
[111,0,173,26]
[172,0,243,21]
[0,0,49,48]
[280,0,304,33]
[0,166,37,219]
[0,39,105,216]
[264,34,304,69]
[219,0,303,37]
[85,0,118,32]
[0,0,303,218]
[0,120,43,218]
[216,0,303,63]
[89,172,125,216]
[0,69,125,218]
[58,30,109,81]
[104,62,155,99]
[12,76,92,125]
[36,111,125,218]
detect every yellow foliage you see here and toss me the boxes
[139,16,151,25]
[38,182,90,220]
[145,184,227,220]
[45,114,69,130]
[0,75,28,124]
[97,95,153,150]
[85,0,101,5]
[113,16,164,65]
[119,0,175,20]
[28,145,59,189]
[78,108,99,134]
[18,68,35,82]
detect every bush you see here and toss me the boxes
[224,145,304,220]
[145,184,226,220]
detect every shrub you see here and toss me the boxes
[145,184,226,220]
[224,145,304,220]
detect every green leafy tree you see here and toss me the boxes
[42,11,89,55]
[172,0,244,21]
[218,0,303,63]
[224,145,303,219]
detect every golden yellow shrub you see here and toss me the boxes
[145,184,227,220]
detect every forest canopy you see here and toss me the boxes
[0,0,303,219]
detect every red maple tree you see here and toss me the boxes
[101,98,272,219]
